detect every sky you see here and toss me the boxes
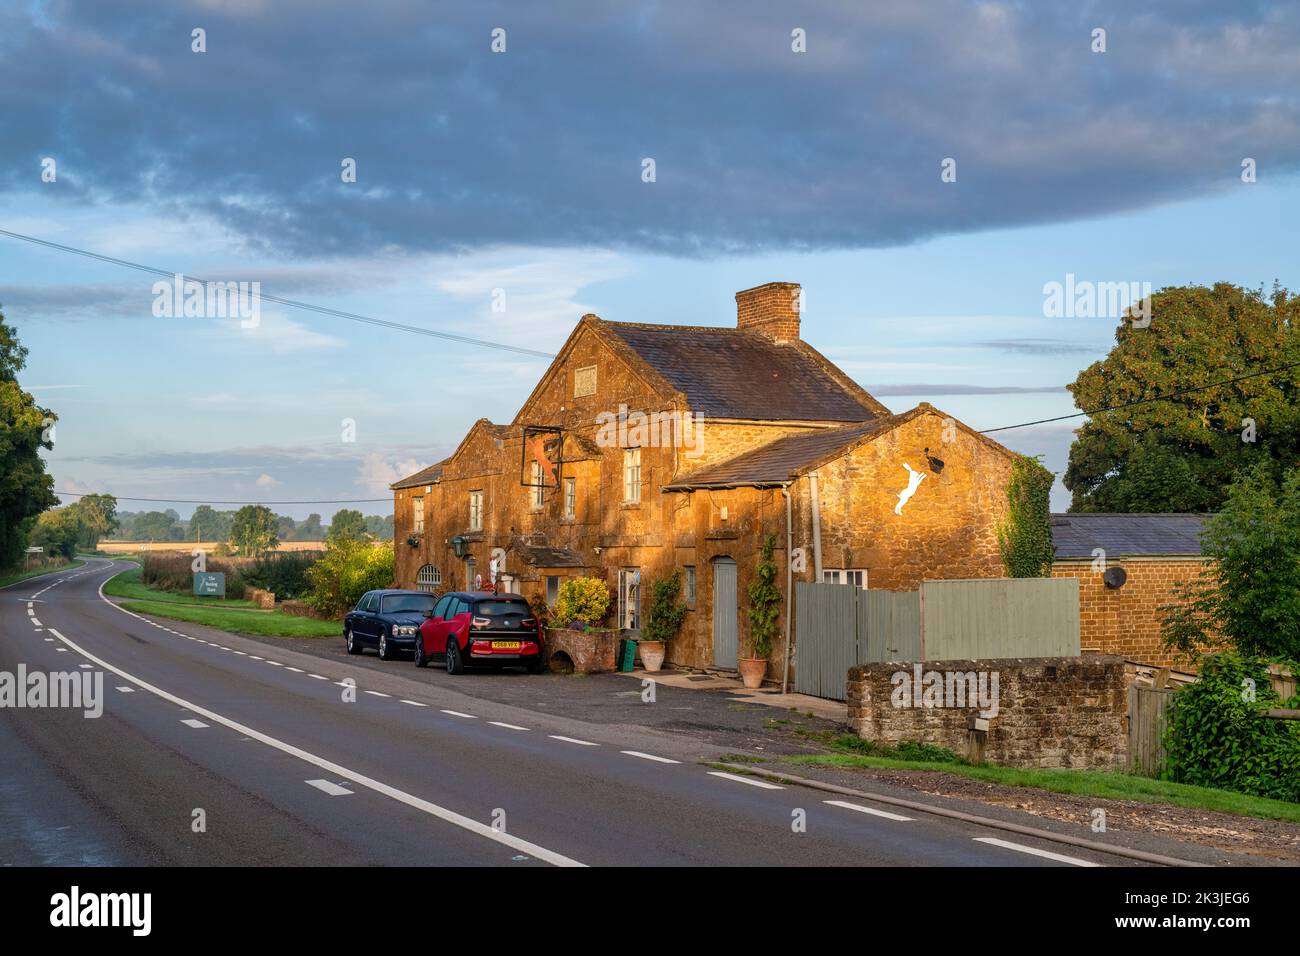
[2,0,1299,517]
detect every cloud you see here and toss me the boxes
[358,452,426,495]
[2,2,1297,257]
[975,338,1101,357]
[865,383,1069,396]
[254,473,280,487]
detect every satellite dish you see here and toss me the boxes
[1103,566,1127,589]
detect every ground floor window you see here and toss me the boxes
[822,568,868,589]
[618,568,641,630]
[546,575,560,608]
[684,565,696,608]
[467,557,477,589]
[416,564,441,592]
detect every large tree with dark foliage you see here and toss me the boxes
[1065,283,1300,513]
[0,311,58,569]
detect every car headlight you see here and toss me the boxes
[393,625,417,637]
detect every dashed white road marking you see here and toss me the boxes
[43,638,53,642]
[305,779,354,797]
[489,721,529,731]
[973,837,1101,867]
[116,686,134,693]
[441,709,477,719]
[55,648,68,653]
[46,623,585,867]
[308,674,327,680]
[233,651,248,656]
[77,664,93,670]
[265,661,283,667]
[30,618,41,627]
[549,735,597,746]
[399,699,427,707]
[708,771,783,790]
[824,799,913,822]
[180,718,209,729]
[621,750,680,764]
[364,690,391,698]
[249,656,264,661]
[285,667,303,673]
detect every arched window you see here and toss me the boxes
[416,564,441,592]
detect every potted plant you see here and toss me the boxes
[741,535,781,689]
[639,569,687,672]
[545,577,618,673]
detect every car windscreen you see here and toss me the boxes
[473,600,531,619]
[380,594,438,615]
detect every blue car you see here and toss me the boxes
[343,589,439,660]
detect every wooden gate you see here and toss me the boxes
[794,584,920,700]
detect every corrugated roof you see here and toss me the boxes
[665,421,885,489]
[390,461,446,490]
[602,322,881,422]
[1051,513,1210,559]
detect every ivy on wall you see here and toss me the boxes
[997,455,1055,578]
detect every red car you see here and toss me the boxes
[413,591,545,674]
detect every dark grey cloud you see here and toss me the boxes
[976,338,1102,356]
[3,1,1298,257]
[866,383,1069,396]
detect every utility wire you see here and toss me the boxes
[55,492,391,505]
[0,227,557,359]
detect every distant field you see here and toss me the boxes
[98,540,328,553]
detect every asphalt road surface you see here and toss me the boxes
[1,559,1132,867]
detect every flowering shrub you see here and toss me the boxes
[550,576,612,629]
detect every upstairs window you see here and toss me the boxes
[469,490,484,531]
[564,477,576,519]
[413,495,424,533]
[623,447,641,503]
[529,460,544,510]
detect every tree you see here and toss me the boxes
[276,514,297,540]
[133,510,183,541]
[188,504,232,543]
[327,508,369,544]
[1065,283,1300,512]
[230,505,279,557]
[29,508,85,560]
[1161,462,1300,662]
[298,513,324,540]
[304,539,395,617]
[0,312,58,569]
[364,513,394,540]
[68,494,118,550]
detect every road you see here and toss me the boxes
[0,559,1130,867]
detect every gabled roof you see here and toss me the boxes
[598,320,887,422]
[664,421,886,489]
[1051,513,1211,559]
[391,460,447,490]
[664,403,1015,490]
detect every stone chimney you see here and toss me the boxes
[735,281,802,343]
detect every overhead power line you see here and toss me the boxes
[55,491,391,506]
[0,227,557,359]
[979,359,1300,435]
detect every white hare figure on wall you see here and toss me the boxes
[894,462,926,516]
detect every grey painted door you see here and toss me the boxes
[712,557,738,668]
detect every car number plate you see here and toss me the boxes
[491,641,522,650]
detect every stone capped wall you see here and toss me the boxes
[846,655,1128,769]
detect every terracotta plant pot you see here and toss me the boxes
[639,640,666,672]
[738,657,767,689]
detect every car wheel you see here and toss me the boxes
[413,636,427,668]
[378,631,392,661]
[445,636,465,675]
[345,628,362,655]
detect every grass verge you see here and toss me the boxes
[118,600,340,638]
[0,559,86,590]
[103,566,339,638]
[785,751,1300,824]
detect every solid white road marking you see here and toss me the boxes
[824,799,913,822]
[441,709,477,719]
[489,721,529,731]
[399,699,427,707]
[47,623,585,867]
[305,779,354,796]
[549,735,597,746]
[181,718,209,729]
[708,771,784,790]
[621,751,680,764]
[973,837,1101,867]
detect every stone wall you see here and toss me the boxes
[846,656,1128,769]
[1052,558,1213,667]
